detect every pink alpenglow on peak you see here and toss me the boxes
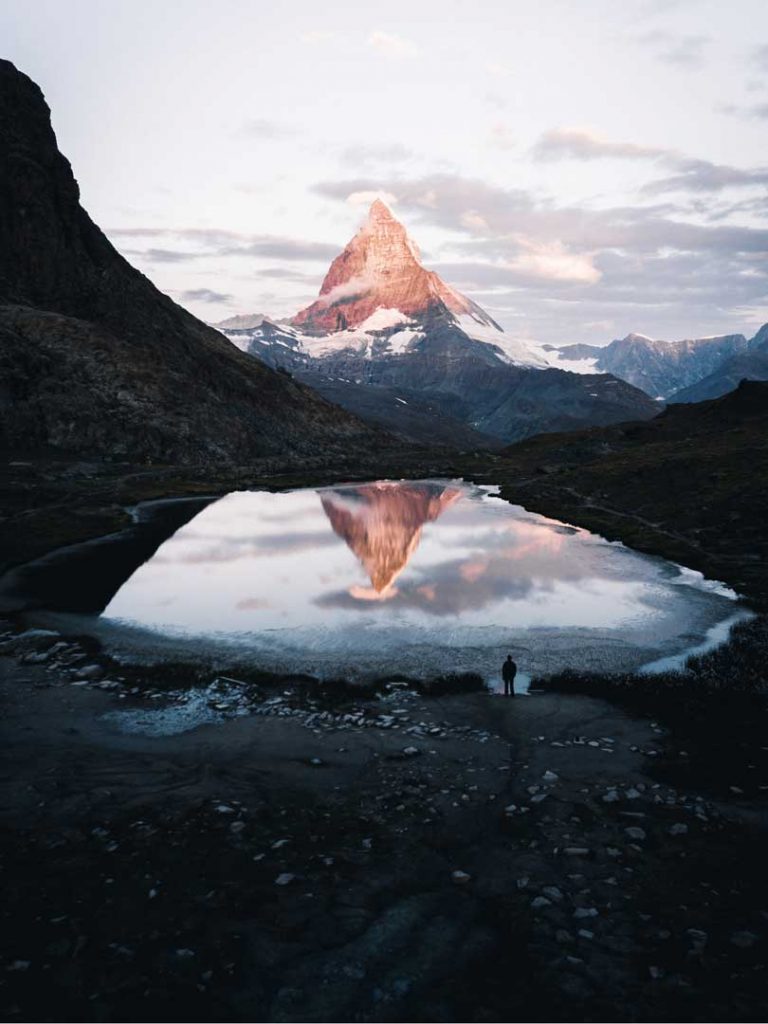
[291,200,501,335]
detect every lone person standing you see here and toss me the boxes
[502,654,517,696]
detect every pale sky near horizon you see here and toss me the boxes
[2,0,768,344]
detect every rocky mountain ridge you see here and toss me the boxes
[550,327,767,402]
[0,60,384,464]
[669,325,768,403]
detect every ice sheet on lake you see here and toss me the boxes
[92,480,747,685]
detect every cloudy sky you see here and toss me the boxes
[3,0,768,344]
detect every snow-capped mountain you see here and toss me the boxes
[547,331,751,399]
[215,202,658,447]
[218,199,545,370]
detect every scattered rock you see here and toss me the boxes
[624,826,646,841]
[543,886,564,902]
[77,664,104,681]
[731,930,758,949]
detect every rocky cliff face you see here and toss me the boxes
[597,333,749,398]
[0,60,383,464]
[669,323,768,403]
[555,332,751,399]
[292,200,498,335]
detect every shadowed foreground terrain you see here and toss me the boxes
[1,377,767,1022]
[2,639,767,1023]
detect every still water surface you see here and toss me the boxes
[101,480,746,686]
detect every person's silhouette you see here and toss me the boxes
[502,654,517,696]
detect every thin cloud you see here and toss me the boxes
[719,101,768,121]
[485,61,514,78]
[532,131,768,194]
[533,128,672,162]
[128,247,201,263]
[180,288,233,303]
[634,30,710,67]
[367,30,419,59]
[339,143,413,166]
[257,267,318,282]
[642,158,768,194]
[240,118,296,140]
[300,29,338,45]
[225,238,339,260]
[109,227,338,262]
[504,240,602,285]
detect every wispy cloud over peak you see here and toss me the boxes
[345,189,398,207]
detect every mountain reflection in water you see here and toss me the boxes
[99,479,741,682]
[320,481,461,599]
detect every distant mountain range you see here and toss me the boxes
[216,202,657,447]
[0,60,383,464]
[544,326,768,402]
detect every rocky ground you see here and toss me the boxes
[1,623,767,1022]
[1,389,766,1023]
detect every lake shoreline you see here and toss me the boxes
[1,455,767,1020]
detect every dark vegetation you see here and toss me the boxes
[538,616,768,799]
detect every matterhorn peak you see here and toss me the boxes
[290,201,499,335]
[366,197,397,223]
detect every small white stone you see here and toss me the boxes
[451,870,471,885]
[624,826,646,841]
[530,896,552,909]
